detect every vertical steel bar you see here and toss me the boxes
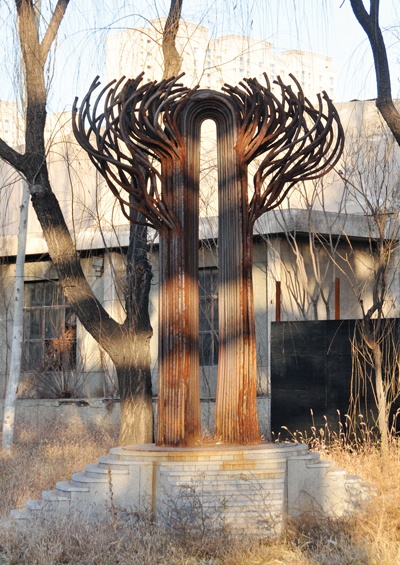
[276,281,281,322]
[335,277,340,321]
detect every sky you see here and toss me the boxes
[0,0,399,110]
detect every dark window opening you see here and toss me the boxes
[23,281,76,373]
[199,268,218,366]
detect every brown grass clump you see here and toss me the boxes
[0,417,399,564]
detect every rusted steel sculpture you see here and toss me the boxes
[73,73,344,446]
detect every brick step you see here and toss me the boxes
[109,447,294,464]
[108,447,161,462]
[164,485,284,497]
[217,508,282,521]
[133,462,284,473]
[165,484,283,500]
[166,486,284,500]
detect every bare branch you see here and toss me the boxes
[40,0,70,62]
[162,0,183,79]
[0,138,25,172]
[350,0,400,145]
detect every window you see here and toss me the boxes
[23,281,76,372]
[199,268,218,366]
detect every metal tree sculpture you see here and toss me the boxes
[73,73,344,446]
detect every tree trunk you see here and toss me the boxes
[116,333,153,445]
[29,182,155,446]
[116,208,154,446]
[372,341,389,454]
[2,181,30,454]
[162,0,183,79]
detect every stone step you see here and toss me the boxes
[307,460,333,469]
[85,463,128,478]
[98,455,135,470]
[26,499,43,511]
[71,472,109,486]
[296,453,321,463]
[325,466,347,477]
[56,480,89,495]
[345,474,363,484]
[42,490,70,502]
[10,508,30,521]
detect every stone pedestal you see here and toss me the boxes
[11,442,372,537]
[113,443,308,537]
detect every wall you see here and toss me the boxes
[270,319,400,437]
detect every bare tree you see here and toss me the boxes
[349,0,400,145]
[0,0,182,447]
[338,124,400,451]
[262,175,347,322]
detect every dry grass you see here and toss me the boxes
[0,418,118,518]
[0,417,399,564]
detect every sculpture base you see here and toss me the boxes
[11,442,371,537]
[116,442,307,537]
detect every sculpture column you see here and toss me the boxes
[215,114,260,444]
[157,159,201,446]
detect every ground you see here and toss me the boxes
[0,418,399,564]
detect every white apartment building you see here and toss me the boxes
[0,100,23,148]
[106,19,336,99]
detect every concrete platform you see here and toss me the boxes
[10,442,372,537]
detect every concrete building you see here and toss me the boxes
[105,19,336,99]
